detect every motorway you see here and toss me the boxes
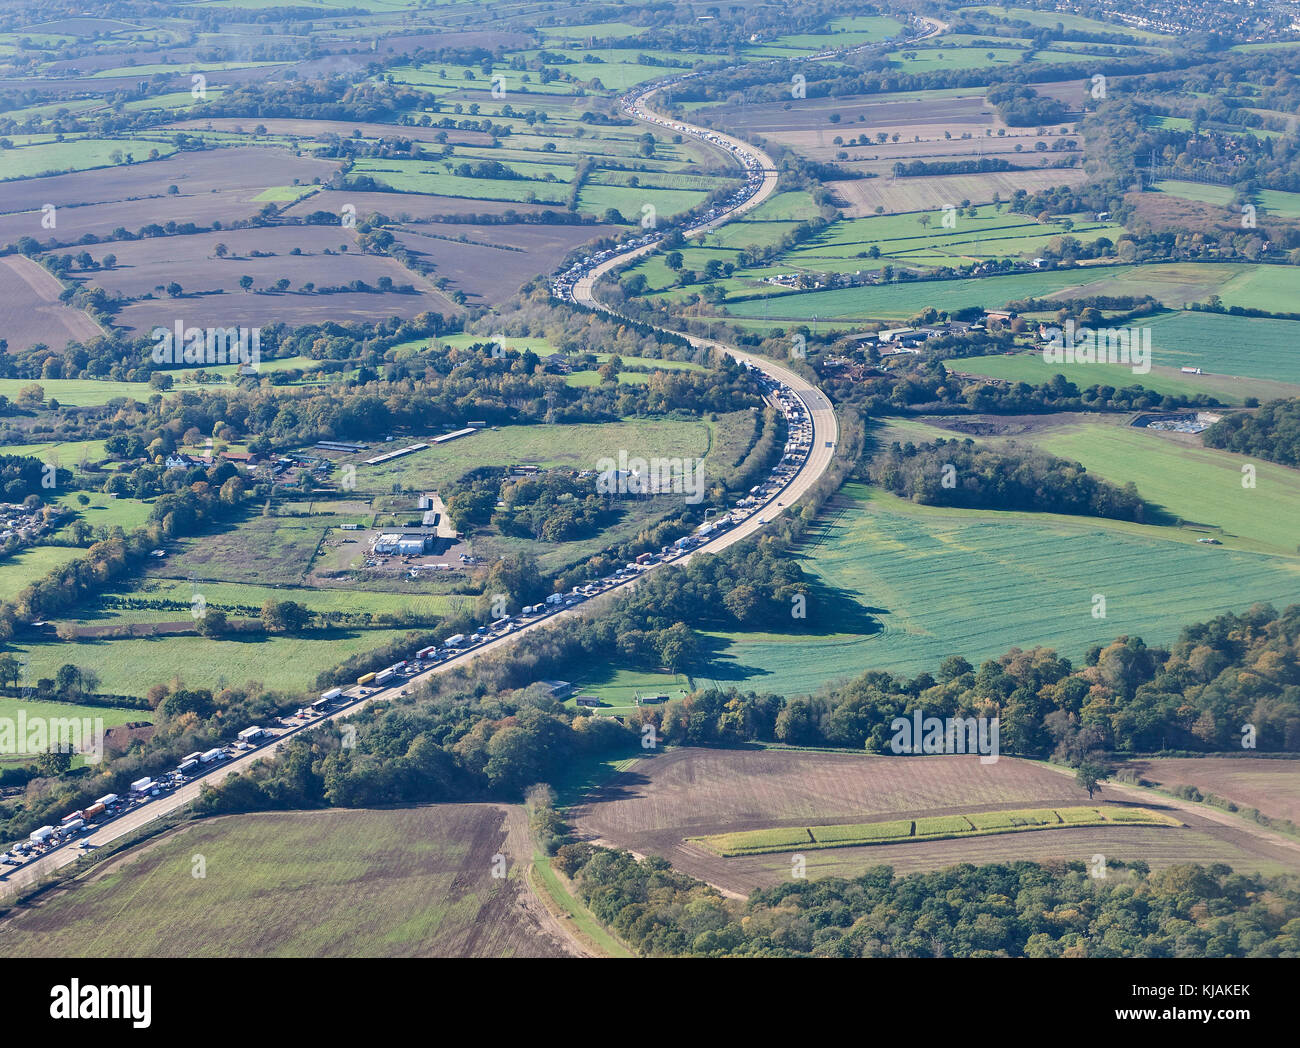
[0,60,843,900]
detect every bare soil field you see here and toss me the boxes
[703,90,1080,213]
[75,224,455,333]
[1121,757,1300,825]
[570,748,1299,894]
[0,805,578,957]
[0,255,103,351]
[707,93,998,136]
[283,188,574,222]
[394,221,612,304]
[1124,189,1263,236]
[0,147,341,249]
[112,286,455,337]
[830,167,1087,215]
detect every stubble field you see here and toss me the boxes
[0,806,576,957]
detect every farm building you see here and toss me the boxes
[539,680,574,699]
[373,533,434,555]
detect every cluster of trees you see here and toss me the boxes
[1203,399,1300,467]
[866,438,1149,521]
[446,468,615,542]
[988,83,1069,127]
[0,678,292,841]
[88,348,762,463]
[0,464,244,636]
[0,453,60,501]
[822,356,1223,417]
[555,848,1300,956]
[192,678,639,816]
[636,603,1300,755]
[892,157,1025,178]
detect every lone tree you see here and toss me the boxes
[1076,759,1108,800]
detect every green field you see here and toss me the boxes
[0,807,570,957]
[726,267,1123,322]
[352,419,716,492]
[949,337,1300,407]
[0,695,142,731]
[693,806,1182,855]
[11,627,422,698]
[697,483,1300,696]
[0,546,86,603]
[563,667,690,714]
[0,138,177,180]
[1026,421,1300,558]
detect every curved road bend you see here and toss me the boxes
[2,76,842,900]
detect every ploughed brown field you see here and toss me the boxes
[698,88,1081,214]
[393,221,612,305]
[0,147,342,251]
[73,224,457,335]
[0,255,103,352]
[569,748,1300,895]
[1121,757,1300,825]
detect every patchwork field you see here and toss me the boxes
[570,748,1288,893]
[0,806,577,957]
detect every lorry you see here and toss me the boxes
[130,777,154,794]
[95,793,120,809]
[237,726,264,743]
[635,552,653,565]
[375,668,397,684]
[415,646,438,660]
[29,826,55,844]
[545,594,564,606]
[443,633,466,648]
[83,802,107,819]
[320,686,344,702]
[198,749,224,764]
[175,759,198,776]
[357,671,377,686]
